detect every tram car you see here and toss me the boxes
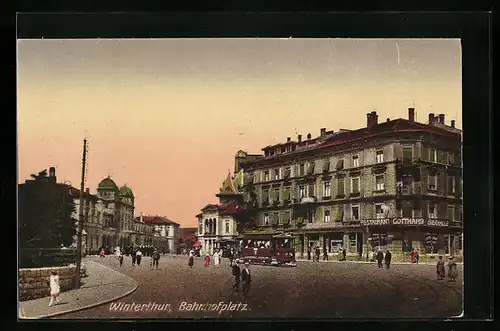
[236,232,296,266]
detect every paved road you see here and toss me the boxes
[55,255,462,319]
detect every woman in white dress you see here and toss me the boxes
[48,271,61,306]
[213,250,220,266]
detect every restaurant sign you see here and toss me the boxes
[361,218,449,227]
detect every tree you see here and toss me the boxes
[19,170,77,248]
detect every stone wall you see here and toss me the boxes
[19,265,86,301]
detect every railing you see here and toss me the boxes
[399,182,422,195]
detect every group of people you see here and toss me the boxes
[231,262,252,298]
[436,255,458,281]
[307,246,348,262]
[371,249,392,268]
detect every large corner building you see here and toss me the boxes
[237,109,463,259]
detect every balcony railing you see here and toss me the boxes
[399,183,422,195]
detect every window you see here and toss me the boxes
[428,174,437,191]
[337,178,345,195]
[336,158,344,170]
[448,152,455,165]
[351,205,360,221]
[375,204,385,219]
[428,203,436,218]
[402,146,413,160]
[351,177,360,193]
[264,213,269,225]
[274,212,280,225]
[447,205,455,220]
[284,166,291,179]
[376,150,384,163]
[375,175,385,191]
[299,164,305,176]
[324,209,331,223]
[225,220,230,234]
[299,186,306,199]
[402,205,413,218]
[429,148,437,162]
[262,189,270,204]
[352,155,359,168]
[308,183,315,197]
[448,175,456,194]
[274,169,280,180]
[324,181,331,197]
[273,188,280,202]
[264,171,270,181]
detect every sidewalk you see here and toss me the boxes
[19,259,138,319]
[295,258,463,265]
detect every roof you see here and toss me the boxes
[200,200,241,216]
[249,118,461,166]
[138,216,180,226]
[219,172,239,195]
[119,185,134,198]
[98,176,118,190]
[60,184,98,200]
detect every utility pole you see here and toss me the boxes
[76,138,87,288]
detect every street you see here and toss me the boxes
[55,255,462,319]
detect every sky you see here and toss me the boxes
[17,38,462,227]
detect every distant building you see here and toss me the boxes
[196,172,242,255]
[137,215,180,253]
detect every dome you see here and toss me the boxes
[98,176,118,190]
[119,185,134,198]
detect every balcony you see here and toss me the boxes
[398,182,422,195]
[301,197,317,204]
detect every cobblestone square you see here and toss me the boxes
[55,255,462,319]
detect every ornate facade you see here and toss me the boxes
[238,109,463,259]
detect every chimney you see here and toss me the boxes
[428,113,435,124]
[451,120,455,128]
[408,108,415,122]
[320,128,326,138]
[438,114,445,124]
[298,135,302,143]
[387,118,390,122]
[287,137,291,142]
[49,167,56,178]
[367,111,378,127]
[307,133,312,140]
[140,212,143,223]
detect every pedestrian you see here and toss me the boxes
[447,256,458,282]
[188,249,194,268]
[204,253,210,268]
[307,247,311,260]
[323,247,328,261]
[376,249,384,268]
[136,249,143,265]
[118,253,124,267]
[337,249,343,261]
[410,249,416,263]
[315,247,320,262]
[241,262,252,298]
[436,255,446,280]
[213,250,220,266]
[48,271,61,307]
[385,250,392,269]
[229,249,234,266]
[131,249,137,266]
[152,249,160,268]
[99,248,105,258]
[232,263,241,292]
[415,249,420,264]
[342,248,347,261]
[369,250,375,262]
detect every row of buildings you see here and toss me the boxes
[197,108,463,258]
[20,169,181,254]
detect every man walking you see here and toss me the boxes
[131,249,137,266]
[376,249,384,268]
[232,263,241,292]
[229,248,234,267]
[241,262,252,299]
[315,246,320,262]
[384,250,392,269]
[342,247,347,261]
[323,246,328,261]
[152,249,160,268]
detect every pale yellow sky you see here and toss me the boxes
[17,38,462,227]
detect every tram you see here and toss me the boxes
[236,231,296,267]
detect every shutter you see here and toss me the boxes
[421,145,429,162]
[308,183,315,197]
[284,187,290,201]
[323,160,330,172]
[263,190,269,201]
[273,189,279,201]
[284,167,291,179]
[394,145,403,160]
[307,162,315,174]
[337,178,344,194]
[334,206,343,221]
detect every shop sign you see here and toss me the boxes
[427,219,449,227]
[361,218,448,227]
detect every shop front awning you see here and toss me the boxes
[193,241,201,247]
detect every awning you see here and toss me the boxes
[193,241,201,247]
